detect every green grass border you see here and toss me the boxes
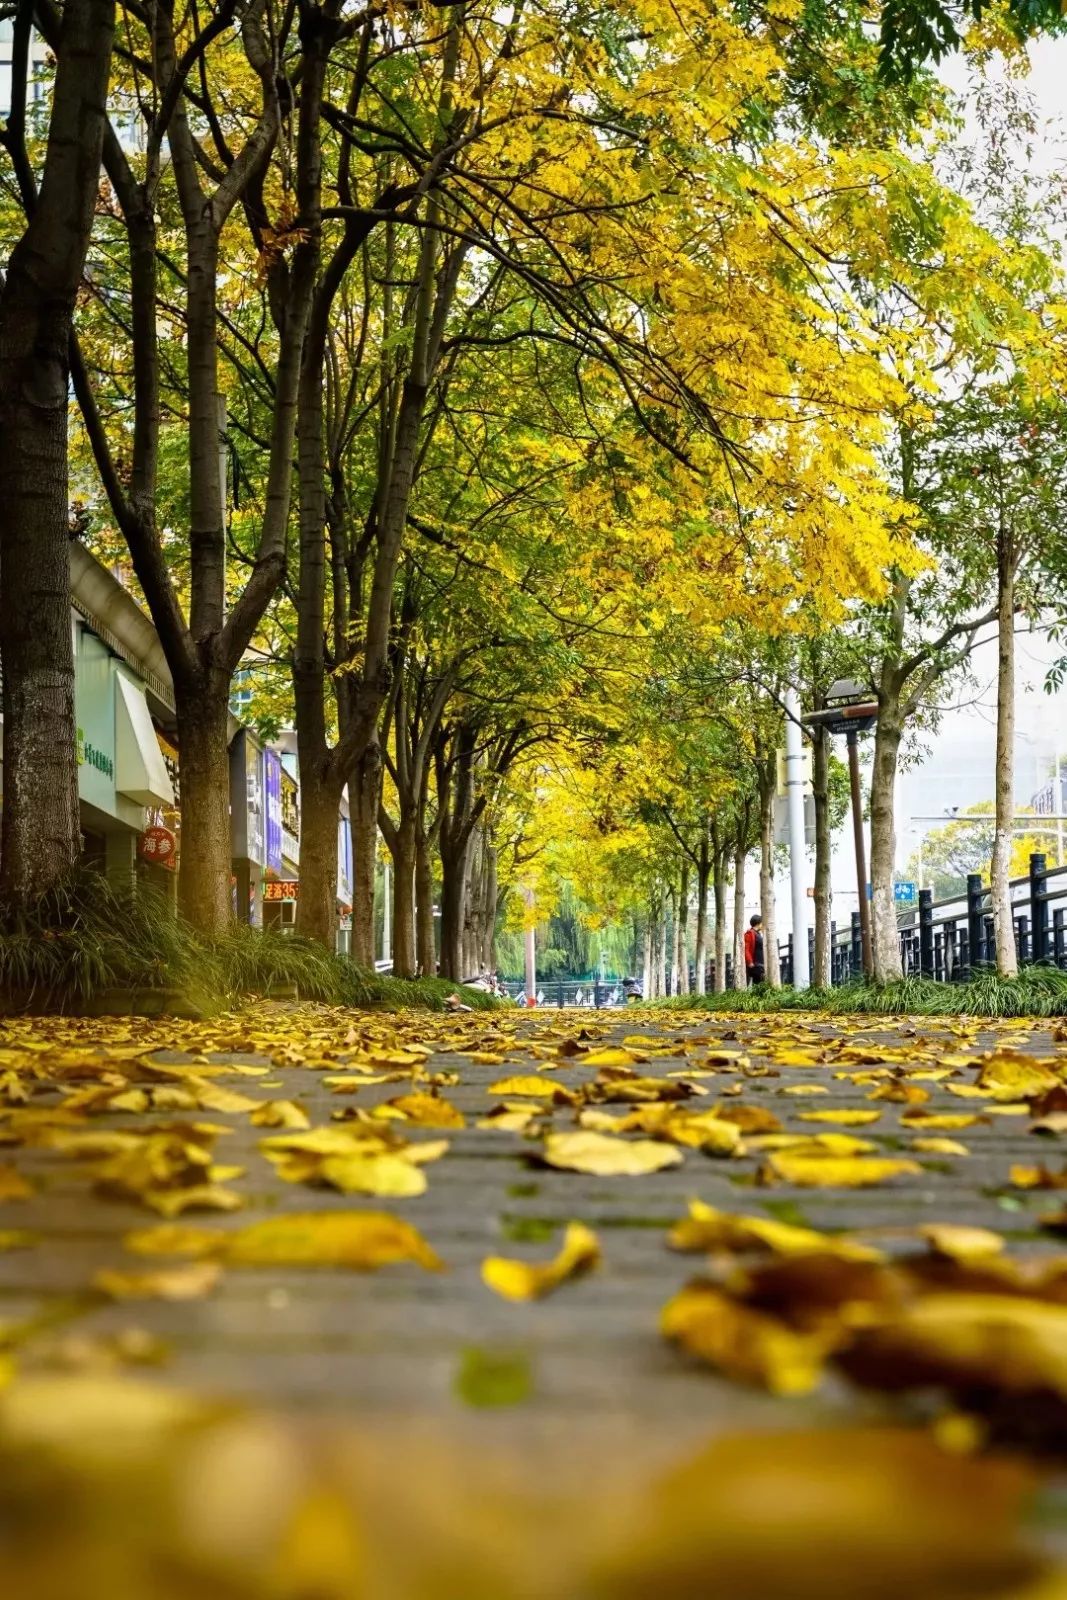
[0,871,498,1015]
[656,967,1067,1019]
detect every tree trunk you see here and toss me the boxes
[483,843,498,971]
[0,0,116,904]
[415,828,436,976]
[438,838,469,980]
[869,694,903,984]
[297,766,344,949]
[992,530,1017,976]
[676,861,690,993]
[713,847,727,993]
[389,818,417,979]
[642,912,653,998]
[174,683,232,932]
[812,725,832,988]
[733,845,747,988]
[668,884,680,996]
[656,898,668,996]
[759,779,780,986]
[349,742,381,969]
[693,835,710,995]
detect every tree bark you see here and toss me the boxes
[298,765,344,949]
[174,682,232,931]
[713,842,728,993]
[642,912,653,999]
[693,831,710,995]
[759,776,780,986]
[415,826,437,976]
[0,0,116,904]
[349,742,381,969]
[655,894,667,996]
[733,844,747,988]
[439,840,469,980]
[992,524,1017,976]
[869,692,904,984]
[676,860,690,993]
[811,725,832,987]
[389,819,417,979]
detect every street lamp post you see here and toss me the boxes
[803,680,879,982]
[784,685,810,990]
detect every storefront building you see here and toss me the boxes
[74,617,175,879]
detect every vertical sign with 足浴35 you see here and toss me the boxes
[264,750,283,872]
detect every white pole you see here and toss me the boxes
[523,887,537,1006]
[784,685,810,990]
[382,859,391,965]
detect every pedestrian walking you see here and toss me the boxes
[744,914,765,985]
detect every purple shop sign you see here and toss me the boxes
[264,750,283,873]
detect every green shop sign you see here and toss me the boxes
[76,728,114,780]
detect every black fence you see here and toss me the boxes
[499,978,633,1008]
[778,851,1067,987]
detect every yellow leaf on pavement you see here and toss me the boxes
[975,1053,1061,1103]
[847,1293,1067,1403]
[232,1212,442,1270]
[482,1221,601,1302]
[93,1260,222,1300]
[383,1093,465,1129]
[668,1199,884,1262]
[125,1211,443,1270]
[917,1224,1005,1263]
[145,1183,243,1218]
[662,1281,830,1394]
[760,1155,921,1189]
[0,1164,33,1201]
[746,1133,878,1158]
[1010,1163,1067,1191]
[576,1048,642,1068]
[901,1112,982,1130]
[911,1137,970,1156]
[541,1130,683,1176]
[316,1153,428,1197]
[123,1223,220,1258]
[488,1076,564,1099]
[796,1109,882,1127]
[249,1100,310,1130]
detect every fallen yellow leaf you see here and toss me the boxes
[668,1199,884,1262]
[482,1222,601,1301]
[662,1281,830,1394]
[796,1109,882,1127]
[910,1137,970,1156]
[917,1224,1005,1263]
[759,1155,921,1189]
[540,1130,683,1176]
[93,1261,222,1300]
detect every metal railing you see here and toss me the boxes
[499,978,634,1008]
[777,852,1067,986]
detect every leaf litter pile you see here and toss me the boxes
[3,1003,1067,1595]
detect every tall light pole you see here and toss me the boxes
[784,685,810,990]
[803,680,878,982]
[523,886,537,1007]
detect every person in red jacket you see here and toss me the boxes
[744,914,765,985]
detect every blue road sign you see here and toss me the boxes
[865,881,918,903]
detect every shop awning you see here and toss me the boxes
[115,673,175,807]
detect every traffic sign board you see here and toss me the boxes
[865,881,918,903]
